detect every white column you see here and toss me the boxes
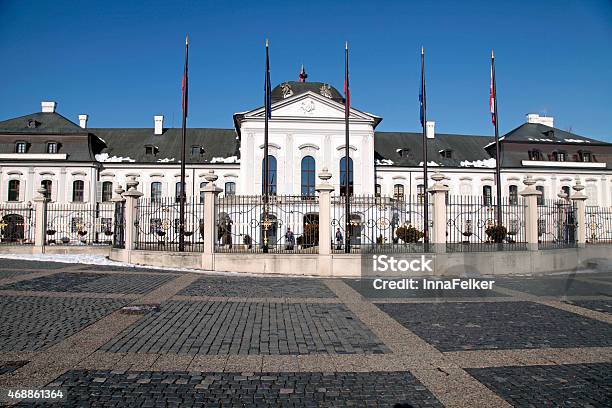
[121,176,143,251]
[202,170,223,270]
[427,172,449,253]
[315,168,334,255]
[519,175,541,251]
[571,179,588,247]
[32,186,48,252]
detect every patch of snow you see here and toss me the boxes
[527,138,554,142]
[417,161,440,166]
[459,158,497,168]
[375,159,394,165]
[95,153,136,163]
[564,139,589,143]
[157,157,175,163]
[211,156,240,164]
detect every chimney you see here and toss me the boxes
[426,121,435,139]
[41,101,57,113]
[526,113,554,128]
[78,114,88,129]
[154,115,164,135]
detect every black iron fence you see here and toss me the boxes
[215,195,319,254]
[586,206,612,244]
[537,198,577,249]
[46,203,115,246]
[134,197,205,252]
[0,204,35,245]
[446,195,527,252]
[331,195,432,253]
[113,201,125,249]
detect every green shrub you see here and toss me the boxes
[395,225,424,243]
[485,225,507,243]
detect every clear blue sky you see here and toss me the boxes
[1,0,611,140]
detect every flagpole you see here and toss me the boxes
[179,34,188,252]
[263,39,270,253]
[344,41,351,253]
[421,46,429,245]
[492,50,502,227]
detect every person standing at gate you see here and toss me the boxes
[335,227,343,250]
[285,227,295,250]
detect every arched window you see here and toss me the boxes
[151,182,162,202]
[41,180,52,201]
[262,155,277,195]
[101,181,113,202]
[561,185,571,199]
[72,180,84,202]
[375,184,381,197]
[175,182,183,203]
[483,185,492,206]
[301,156,316,198]
[508,185,518,205]
[393,184,404,200]
[8,180,20,202]
[339,156,353,196]
[225,182,236,196]
[199,182,207,203]
[536,186,545,205]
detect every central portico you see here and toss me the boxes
[234,79,381,196]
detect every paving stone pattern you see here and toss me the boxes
[0,272,174,294]
[24,369,443,407]
[0,259,74,270]
[563,299,612,315]
[0,295,127,352]
[0,270,32,280]
[179,276,338,298]
[345,278,503,299]
[376,301,612,351]
[468,363,612,407]
[102,301,389,355]
[0,361,28,375]
[495,276,612,297]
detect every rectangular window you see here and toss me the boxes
[555,152,566,162]
[536,186,545,205]
[225,182,236,196]
[151,182,162,202]
[508,185,518,205]
[47,142,58,153]
[8,180,20,202]
[15,142,27,153]
[417,184,425,205]
[375,184,381,197]
[581,152,592,162]
[191,146,201,156]
[101,181,113,202]
[393,184,404,201]
[72,180,85,202]
[483,186,492,206]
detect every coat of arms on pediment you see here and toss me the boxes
[320,84,332,99]
[281,82,293,98]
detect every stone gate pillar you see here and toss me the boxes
[427,172,449,253]
[519,175,541,251]
[571,179,588,247]
[121,176,143,251]
[315,168,334,256]
[202,170,223,270]
[32,186,48,253]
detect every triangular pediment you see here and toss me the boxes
[241,91,380,124]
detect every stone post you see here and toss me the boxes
[519,175,541,251]
[32,186,48,253]
[427,171,449,253]
[202,170,223,270]
[315,168,334,256]
[571,179,588,247]
[121,176,143,251]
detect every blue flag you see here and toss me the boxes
[419,88,424,126]
[265,46,272,119]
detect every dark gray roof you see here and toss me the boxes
[90,128,239,164]
[271,81,344,103]
[0,112,84,134]
[501,123,611,146]
[374,132,494,167]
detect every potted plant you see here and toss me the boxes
[395,225,424,244]
[485,225,507,243]
[61,236,70,244]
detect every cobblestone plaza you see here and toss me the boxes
[0,259,610,407]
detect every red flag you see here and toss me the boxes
[489,65,495,126]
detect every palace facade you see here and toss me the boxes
[1,80,611,207]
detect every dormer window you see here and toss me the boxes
[27,119,38,129]
[553,151,566,162]
[15,142,27,153]
[440,149,452,159]
[191,145,203,156]
[397,148,410,157]
[580,151,592,162]
[528,150,542,161]
[145,145,156,156]
[46,142,58,154]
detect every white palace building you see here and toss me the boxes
[1,78,611,208]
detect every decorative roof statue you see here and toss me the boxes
[320,84,332,99]
[281,82,293,98]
